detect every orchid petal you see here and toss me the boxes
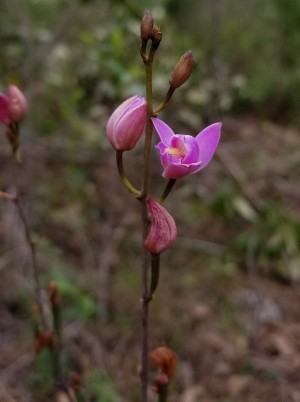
[152,118,175,145]
[162,159,202,179]
[195,123,222,169]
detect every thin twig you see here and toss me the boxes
[13,195,47,329]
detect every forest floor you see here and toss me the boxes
[0,116,300,402]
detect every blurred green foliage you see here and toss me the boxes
[1,1,300,401]
[2,0,300,124]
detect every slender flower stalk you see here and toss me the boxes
[116,151,141,197]
[149,253,160,299]
[159,179,176,204]
[10,157,48,329]
[153,86,175,116]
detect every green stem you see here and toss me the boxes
[141,45,155,197]
[116,151,141,197]
[159,179,176,204]
[14,196,47,330]
[140,39,148,63]
[7,123,21,163]
[158,384,168,402]
[153,86,175,115]
[150,254,160,298]
[140,42,156,402]
[74,389,86,402]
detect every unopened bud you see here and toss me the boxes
[141,11,154,41]
[169,51,194,89]
[7,85,28,122]
[106,95,147,151]
[151,26,162,49]
[145,198,177,255]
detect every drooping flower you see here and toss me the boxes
[106,95,147,151]
[152,118,222,179]
[145,198,177,255]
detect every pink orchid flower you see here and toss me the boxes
[152,118,222,179]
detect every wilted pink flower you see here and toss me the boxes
[0,93,11,125]
[106,95,147,151]
[152,118,222,179]
[7,85,28,122]
[149,346,177,379]
[145,198,177,255]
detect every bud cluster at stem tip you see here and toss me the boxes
[140,11,162,50]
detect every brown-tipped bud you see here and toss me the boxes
[151,26,162,49]
[141,11,154,41]
[149,346,177,379]
[169,51,194,89]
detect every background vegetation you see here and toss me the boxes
[1,1,300,401]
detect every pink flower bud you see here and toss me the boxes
[106,95,147,151]
[145,198,177,255]
[7,85,28,122]
[169,51,194,89]
[0,93,11,125]
[141,11,154,41]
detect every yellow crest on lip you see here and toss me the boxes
[166,140,187,157]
